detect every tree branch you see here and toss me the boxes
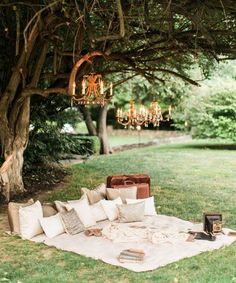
[22,87,68,98]
[115,0,125,37]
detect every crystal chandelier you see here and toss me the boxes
[71,73,113,106]
[147,100,172,127]
[116,100,147,128]
[116,99,172,129]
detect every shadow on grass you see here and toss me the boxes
[158,142,236,151]
[183,143,236,150]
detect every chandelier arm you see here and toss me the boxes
[117,118,132,126]
[68,51,105,96]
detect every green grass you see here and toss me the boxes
[1,140,236,283]
[109,134,154,147]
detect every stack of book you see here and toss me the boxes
[118,248,145,263]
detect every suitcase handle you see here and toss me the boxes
[124,179,135,185]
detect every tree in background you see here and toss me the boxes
[174,61,236,139]
[1,0,236,200]
[24,94,81,166]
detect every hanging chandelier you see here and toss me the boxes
[116,100,172,129]
[116,100,148,128]
[147,100,172,127]
[71,73,113,106]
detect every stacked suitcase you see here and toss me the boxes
[107,174,150,199]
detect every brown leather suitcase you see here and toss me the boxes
[106,174,150,199]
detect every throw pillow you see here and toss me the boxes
[117,202,145,223]
[40,213,65,238]
[66,197,96,228]
[54,200,68,213]
[126,196,157,216]
[42,203,57,217]
[7,199,34,234]
[100,197,123,221]
[106,186,137,203]
[19,200,43,239]
[90,201,108,222]
[81,183,106,204]
[60,208,84,235]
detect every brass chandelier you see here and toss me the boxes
[116,99,172,129]
[71,73,113,106]
[116,100,147,128]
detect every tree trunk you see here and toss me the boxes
[79,106,97,136]
[0,22,48,201]
[0,98,30,201]
[97,105,113,154]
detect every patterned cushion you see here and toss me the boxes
[66,197,96,228]
[60,209,84,235]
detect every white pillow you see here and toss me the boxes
[66,197,96,228]
[19,200,43,239]
[126,196,157,216]
[100,197,122,221]
[90,201,108,222]
[40,213,65,238]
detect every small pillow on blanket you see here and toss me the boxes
[117,202,145,223]
[81,183,107,204]
[42,203,57,217]
[106,187,137,203]
[90,201,108,222]
[8,198,34,234]
[126,196,157,216]
[60,208,84,235]
[100,197,122,221]
[66,197,96,228]
[54,200,68,213]
[19,200,43,239]
[40,213,65,238]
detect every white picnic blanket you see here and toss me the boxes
[31,214,236,272]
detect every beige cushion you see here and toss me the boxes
[60,208,84,235]
[42,203,57,217]
[7,199,34,234]
[66,197,96,228]
[126,196,157,216]
[40,213,65,238]
[106,187,137,203]
[100,197,123,221]
[90,202,108,222]
[117,202,145,223]
[54,200,68,213]
[81,183,106,204]
[19,200,43,239]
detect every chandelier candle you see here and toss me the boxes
[71,73,112,106]
[116,99,173,129]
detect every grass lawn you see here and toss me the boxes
[1,140,236,283]
[109,134,153,147]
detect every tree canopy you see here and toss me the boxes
[1,0,236,94]
[1,0,236,200]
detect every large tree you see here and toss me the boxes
[1,0,236,200]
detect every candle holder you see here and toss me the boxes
[72,73,113,106]
[116,99,172,129]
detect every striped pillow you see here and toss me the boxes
[60,209,84,235]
